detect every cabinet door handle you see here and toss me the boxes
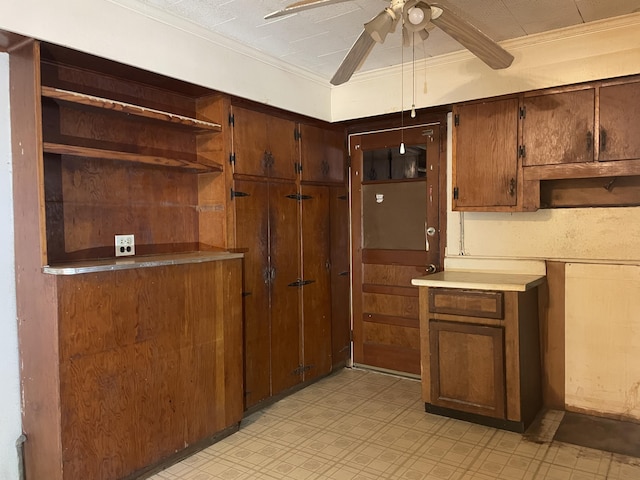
[508,178,516,197]
[600,128,607,152]
[586,131,593,152]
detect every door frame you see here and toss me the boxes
[347,119,448,372]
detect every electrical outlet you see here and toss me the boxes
[115,234,135,257]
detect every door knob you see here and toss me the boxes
[426,264,437,274]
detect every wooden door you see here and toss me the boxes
[522,89,595,166]
[233,179,271,409]
[300,124,345,184]
[300,185,332,381]
[232,106,297,179]
[599,80,640,161]
[430,320,506,419]
[453,98,519,208]
[330,186,351,368]
[350,122,446,376]
[269,182,303,395]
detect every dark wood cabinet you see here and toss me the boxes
[522,89,595,166]
[233,179,302,408]
[11,39,244,480]
[330,186,351,368]
[232,109,347,410]
[233,179,271,407]
[56,261,243,480]
[419,284,542,432]
[453,97,520,210]
[599,79,640,162]
[269,182,304,394]
[300,123,345,183]
[232,106,297,180]
[429,321,506,419]
[300,184,333,381]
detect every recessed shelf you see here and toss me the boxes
[41,86,222,132]
[43,142,222,173]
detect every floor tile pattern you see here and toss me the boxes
[149,368,640,480]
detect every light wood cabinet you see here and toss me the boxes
[522,88,595,166]
[452,97,520,210]
[420,286,542,432]
[599,79,640,162]
[454,76,640,211]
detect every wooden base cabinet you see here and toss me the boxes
[420,286,542,432]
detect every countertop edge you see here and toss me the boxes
[411,272,546,292]
[43,252,244,275]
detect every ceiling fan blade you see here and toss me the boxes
[330,29,377,85]
[428,2,513,69]
[265,0,354,20]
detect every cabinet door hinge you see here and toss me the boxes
[285,193,313,201]
[230,188,250,199]
[519,106,526,119]
[518,145,526,158]
[229,153,236,165]
[453,187,459,200]
[454,114,460,126]
[294,128,302,141]
[228,113,235,126]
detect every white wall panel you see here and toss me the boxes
[565,263,640,420]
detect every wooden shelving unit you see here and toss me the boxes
[41,86,222,132]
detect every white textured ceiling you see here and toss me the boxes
[126,0,640,82]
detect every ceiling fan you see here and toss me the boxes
[265,0,514,85]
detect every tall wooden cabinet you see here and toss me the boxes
[10,39,243,480]
[231,108,348,410]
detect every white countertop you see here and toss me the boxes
[43,251,244,275]
[411,271,546,292]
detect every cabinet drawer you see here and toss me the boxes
[428,288,503,319]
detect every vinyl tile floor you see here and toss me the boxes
[149,368,640,480]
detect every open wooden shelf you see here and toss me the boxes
[41,86,222,133]
[43,142,222,173]
[524,159,640,181]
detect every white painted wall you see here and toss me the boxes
[331,13,640,121]
[0,53,22,480]
[565,263,640,420]
[0,1,639,123]
[0,0,332,120]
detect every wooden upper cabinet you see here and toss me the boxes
[599,80,640,162]
[453,97,519,209]
[300,124,345,183]
[232,106,297,180]
[522,89,595,166]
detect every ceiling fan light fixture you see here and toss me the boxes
[408,6,425,25]
[364,8,397,43]
[403,1,431,32]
